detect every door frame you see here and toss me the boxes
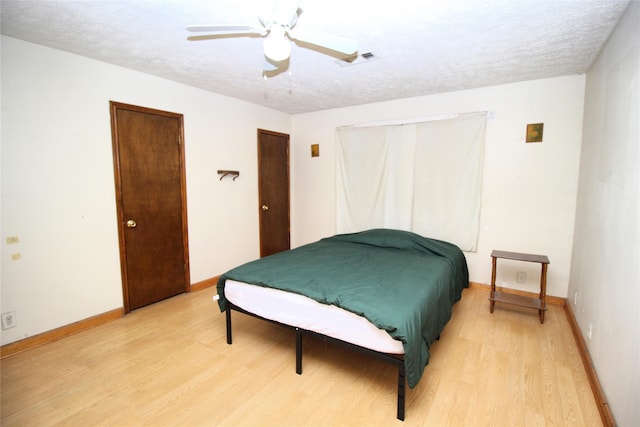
[110,101,191,313]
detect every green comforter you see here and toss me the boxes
[217,228,469,388]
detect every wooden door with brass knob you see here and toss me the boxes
[110,102,190,313]
[257,129,290,258]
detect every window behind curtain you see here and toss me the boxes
[336,112,487,251]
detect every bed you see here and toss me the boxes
[216,228,469,421]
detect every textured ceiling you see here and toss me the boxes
[0,0,631,114]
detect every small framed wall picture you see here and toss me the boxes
[311,143,320,157]
[526,123,544,143]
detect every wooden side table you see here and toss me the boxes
[489,250,550,324]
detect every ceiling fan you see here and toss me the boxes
[187,0,358,70]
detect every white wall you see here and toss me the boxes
[569,2,639,425]
[292,76,585,299]
[0,36,290,345]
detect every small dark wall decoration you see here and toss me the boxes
[526,123,544,143]
[311,144,320,157]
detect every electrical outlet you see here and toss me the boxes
[1,311,17,330]
[516,271,527,283]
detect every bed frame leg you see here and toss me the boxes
[295,328,303,375]
[397,365,405,421]
[226,307,232,345]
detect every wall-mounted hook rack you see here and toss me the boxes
[218,170,240,181]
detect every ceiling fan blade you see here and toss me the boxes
[290,28,357,55]
[263,59,279,72]
[263,57,289,79]
[187,25,266,36]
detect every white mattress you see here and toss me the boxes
[224,279,404,354]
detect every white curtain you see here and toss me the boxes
[336,112,487,251]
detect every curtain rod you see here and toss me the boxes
[340,110,494,129]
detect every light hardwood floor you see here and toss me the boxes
[1,287,601,426]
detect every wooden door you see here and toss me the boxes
[110,102,190,313]
[257,129,290,257]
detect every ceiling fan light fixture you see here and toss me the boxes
[263,26,290,62]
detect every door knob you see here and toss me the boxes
[126,219,137,228]
[261,205,269,211]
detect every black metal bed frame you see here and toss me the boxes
[225,302,407,421]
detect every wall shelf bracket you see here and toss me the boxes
[218,170,240,181]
